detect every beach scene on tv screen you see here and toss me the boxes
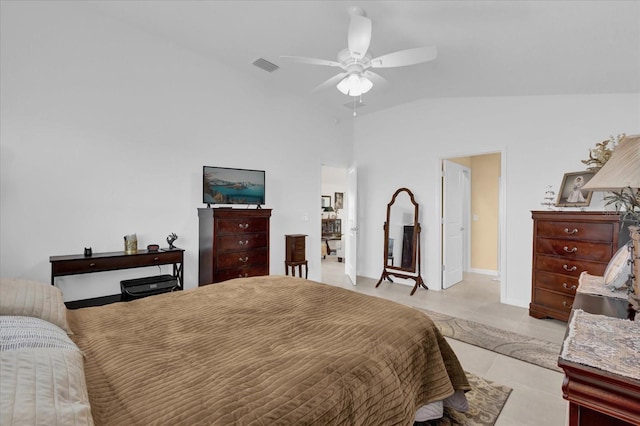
[204,167,265,204]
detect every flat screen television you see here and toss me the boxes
[203,166,265,206]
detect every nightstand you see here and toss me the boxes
[285,234,308,278]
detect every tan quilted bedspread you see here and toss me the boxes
[67,276,469,425]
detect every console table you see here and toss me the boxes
[50,249,184,308]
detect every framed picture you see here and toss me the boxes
[321,195,332,208]
[334,192,344,210]
[555,171,596,207]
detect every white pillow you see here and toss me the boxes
[0,348,94,426]
[0,278,72,334]
[603,244,631,290]
[0,316,78,351]
[0,316,93,425]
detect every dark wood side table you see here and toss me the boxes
[285,234,308,279]
[50,249,184,308]
[558,309,640,426]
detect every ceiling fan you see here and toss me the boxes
[281,6,437,98]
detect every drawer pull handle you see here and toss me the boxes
[89,263,96,267]
[238,273,248,278]
[563,246,578,253]
[238,223,249,229]
[562,283,577,290]
[238,240,249,246]
[562,264,577,272]
[239,257,249,263]
[563,228,578,235]
[153,257,159,261]
[562,301,573,309]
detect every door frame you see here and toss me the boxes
[346,163,357,285]
[438,149,507,303]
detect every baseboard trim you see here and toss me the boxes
[467,268,499,276]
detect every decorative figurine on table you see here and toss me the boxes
[541,185,557,210]
[166,233,178,250]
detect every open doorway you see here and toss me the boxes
[441,152,503,291]
[321,165,348,285]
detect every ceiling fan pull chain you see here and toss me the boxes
[353,97,357,117]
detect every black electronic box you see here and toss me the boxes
[120,274,178,300]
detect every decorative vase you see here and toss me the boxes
[124,234,138,254]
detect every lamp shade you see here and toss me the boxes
[360,76,373,94]
[582,134,640,191]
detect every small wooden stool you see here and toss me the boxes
[285,260,308,279]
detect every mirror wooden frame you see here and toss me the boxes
[375,187,427,295]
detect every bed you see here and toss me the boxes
[1,276,469,425]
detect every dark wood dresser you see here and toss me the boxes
[530,211,620,321]
[198,208,271,286]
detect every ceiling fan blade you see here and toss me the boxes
[347,15,372,60]
[312,72,347,93]
[280,56,341,67]
[370,46,437,68]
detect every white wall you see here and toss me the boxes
[0,1,352,300]
[3,2,639,310]
[354,94,640,307]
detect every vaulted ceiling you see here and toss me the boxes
[86,1,640,119]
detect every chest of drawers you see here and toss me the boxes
[530,211,620,322]
[198,208,272,286]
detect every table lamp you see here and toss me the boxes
[583,134,640,317]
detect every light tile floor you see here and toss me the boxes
[320,256,569,426]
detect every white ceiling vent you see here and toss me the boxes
[252,58,279,72]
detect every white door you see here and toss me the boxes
[442,160,468,288]
[346,164,358,285]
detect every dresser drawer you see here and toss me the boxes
[535,238,614,261]
[535,254,607,277]
[534,288,575,313]
[213,265,269,283]
[216,218,268,234]
[290,245,305,261]
[217,233,267,252]
[534,271,579,295]
[216,249,268,269]
[536,221,614,242]
[535,288,574,314]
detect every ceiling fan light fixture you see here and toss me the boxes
[359,76,373,94]
[336,73,373,97]
[347,74,362,96]
[336,76,351,95]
